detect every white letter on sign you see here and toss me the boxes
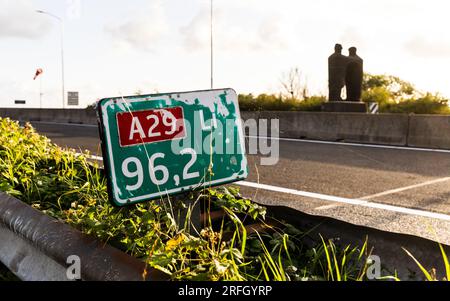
[149,153,169,186]
[129,117,146,140]
[180,148,200,180]
[122,157,144,191]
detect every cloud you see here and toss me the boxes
[179,9,208,51]
[256,16,289,50]
[180,9,289,53]
[405,36,450,58]
[104,1,169,52]
[0,0,52,39]
[338,28,366,50]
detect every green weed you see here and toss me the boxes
[0,117,393,281]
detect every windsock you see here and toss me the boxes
[33,68,43,80]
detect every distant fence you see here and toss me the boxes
[1,108,450,150]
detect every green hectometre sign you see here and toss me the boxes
[97,89,248,206]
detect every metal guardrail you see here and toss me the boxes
[0,191,168,281]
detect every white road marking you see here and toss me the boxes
[247,135,450,154]
[81,153,450,221]
[361,177,450,200]
[314,204,341,211]
[236,181,450,222]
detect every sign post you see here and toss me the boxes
[97,88,248,207]
[68,92,79,106]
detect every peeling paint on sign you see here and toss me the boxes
[97,88,248,206]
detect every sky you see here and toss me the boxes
[1,0,450,108]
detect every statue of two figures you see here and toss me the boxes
[328,44,363,102]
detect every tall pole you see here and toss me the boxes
[39,76,43,109]
[210,0,214,89]
[36,10,65,109]
[60,20,65,109]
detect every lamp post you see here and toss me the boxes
[36,10,65,109]
[210,0,214,89]
[39,76,43,109]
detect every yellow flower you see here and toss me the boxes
[166,234,185,251]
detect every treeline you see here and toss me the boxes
[239,73,450,114]
[362,74,450,114]
[238,94,326,112]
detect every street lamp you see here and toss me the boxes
[210,0,214,89]
[36,10,66,109]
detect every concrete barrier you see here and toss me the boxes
[335,113,409,145]
[257,111,339,140]
[0,108,98,125]
[246,111,410,146]
[2,108,450,150]
[408,115,450,149]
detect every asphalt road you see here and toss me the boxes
[28,121,450,244]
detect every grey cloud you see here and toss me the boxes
[180,10,289,52]
[405,36,450,58]
[104,1,168,52]
[0,0,52,39]
[257,16,288,49]
[179,9,208,51]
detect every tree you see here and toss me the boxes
[362,74,416,103]
[280,67,308,100]
[362,73,450,114]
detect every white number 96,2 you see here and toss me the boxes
[121,148,200,191]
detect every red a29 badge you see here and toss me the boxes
[116,107,185,147]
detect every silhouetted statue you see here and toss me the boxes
[328,44,347,101]
[345,47,363,102]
